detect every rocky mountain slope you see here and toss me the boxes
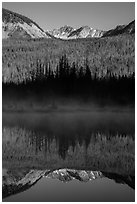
[2,8,135,40]
[2,8,50,39]
[48,25,104,39]
[3,168,134,199]
[2,169,103,198]
[68,26,104,38]
[48,25,75,39]
[103,20,135,37]
[47,21,135,39]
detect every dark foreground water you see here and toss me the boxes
[2,109,135,202]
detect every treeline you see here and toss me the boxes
[2,34,135,83]
[3,54,135,105]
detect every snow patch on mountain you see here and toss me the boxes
[2,21,49,39]
[48,25,105,39]
[2,8,49,39]
[2,8,135,40]
[48,25,74,39]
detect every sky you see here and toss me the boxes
[2,2,135,31]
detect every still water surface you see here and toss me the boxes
[2,110,135,202]
[3,177,134,202]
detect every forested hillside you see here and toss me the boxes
[2,34,135,107]
[2,34,134,83]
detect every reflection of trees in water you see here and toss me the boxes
[2,127,134,174]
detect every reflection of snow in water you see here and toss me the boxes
[2,167,134,202]
[2,111,135,202]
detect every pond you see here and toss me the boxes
[2,109,135,202]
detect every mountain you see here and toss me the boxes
[48,25,74,39]
[103,20,135,37]
[2,169,49,199]
[46,20,135,40]
[3,168,135,199]
[48,21,135,39]
[2,8,50,39]
[2,168,103,198]
[48,25,104,39]
[68,26,104,38]
[2,8,135,40]
[47,169,103,182]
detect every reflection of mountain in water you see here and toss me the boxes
[2,168,135,199]
[3,126,134,175]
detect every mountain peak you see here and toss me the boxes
[2,8,49,39]
[48,25,74,39]
[2,8,135,40]
[59,25,74,33]
[103,20,135,37]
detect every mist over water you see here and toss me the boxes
[2,109,135,202]
[2,5,135,201]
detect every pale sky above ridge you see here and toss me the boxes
[2,2,135,31]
